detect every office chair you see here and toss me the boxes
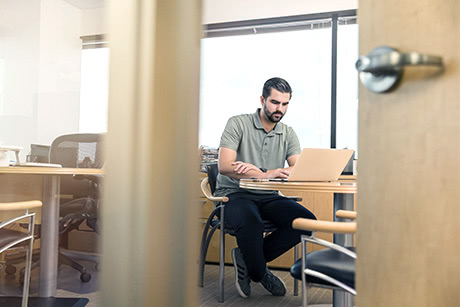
[51,133,103,282]
[198,163,301,303]
[290,210,357,307]
[5,133,103,283]
[0,200,42,307]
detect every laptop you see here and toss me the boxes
[277,148,354,182]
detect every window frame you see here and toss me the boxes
[203,9,357,148]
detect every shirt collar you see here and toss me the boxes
[253,108,283,134]
[253,109,264,130]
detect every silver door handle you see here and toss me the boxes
[355,46,443,93]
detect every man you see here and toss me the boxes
[215,77,316,298]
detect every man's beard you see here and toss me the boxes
[263,104,284,123]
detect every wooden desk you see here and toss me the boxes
[240,179,357,193]
[0,166,103,297]
[240,178,357,245]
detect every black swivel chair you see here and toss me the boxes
[5,133,103,283]
[198,163,301,303]
[290,210,357,307]
[51,133,103,282]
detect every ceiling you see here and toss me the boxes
[63,0,104,9]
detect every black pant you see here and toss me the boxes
[224,191,316,281]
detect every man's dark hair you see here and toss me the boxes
[262,77,292,100]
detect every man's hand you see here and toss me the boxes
[232,161,260,175]
[219,147,295,180]
[232,161,291,179]
[267,168,291,179]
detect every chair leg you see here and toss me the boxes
[199,210,219,287]
[218,207,225,303]
[293,244,299,296]
[198,227,209,287]
[301,237,308,307]
[59,252,92,282]
[21,238,34,307]
[334,291,353,307]
[5,248,40,268]
[199,224,218,287]
[59,252,86,273]
[19,259,40,284]
[199,214,215,287]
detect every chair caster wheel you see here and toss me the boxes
[80,272,92,282]
[5,265,17,275]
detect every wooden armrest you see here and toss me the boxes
[0,200,42,211]
[335,210,357,220]
[278,191,303,202]
[200,177,229,203]
[292,218,356,234]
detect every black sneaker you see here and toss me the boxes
[260,269,286,296]
[231,248,251,298]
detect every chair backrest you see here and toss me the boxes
[49,133,104,198]
[205,163,219,195]
[50,133,104,168]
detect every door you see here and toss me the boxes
[356,1,459,306]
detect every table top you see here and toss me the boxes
[0,166,104,175]
[240,178,357,194]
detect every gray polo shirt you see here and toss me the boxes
[215,109,301,196]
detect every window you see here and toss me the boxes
[336,19,359,155]
[200,27,332,148]
[79,36,109,133]
[199,11,358,154]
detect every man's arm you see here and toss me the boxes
[286,154,300,170]
[218,147,265,179]
[218,147,298,180]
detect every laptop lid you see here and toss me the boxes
[288,148,355,181]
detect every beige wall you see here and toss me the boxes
[81,7,105,36]
[202,0,358,24]
[80,0,359,37]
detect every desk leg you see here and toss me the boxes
[332,193,354,307]
[39,175,60,297]
[333,193,354,247]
